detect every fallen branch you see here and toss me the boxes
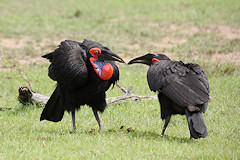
[17,70,157,106]
[18,86,49,106]
[106,94,157,104]
[18,83,157,106]
[107,83,157,104]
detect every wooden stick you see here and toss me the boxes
[17,69,157,107]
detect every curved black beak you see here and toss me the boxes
[98,50,125,63]
[128,54,154,66]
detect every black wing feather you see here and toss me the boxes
[147,61,210,107]
[185,63,210,93]
[42,40,88,89]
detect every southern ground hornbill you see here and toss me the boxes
[128,53,210,139]
[40,39,125,131]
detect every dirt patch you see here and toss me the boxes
[159,24,199,36]
[0,37,30,49]
[148,24,198,48]
[127,43,141,50]
[0,36,64,51]
[150,36,187,48]
[211,52,240,64]
[217,25,240,40]
[1,24,240,66]
[180,26,199,36]
[18,56,47,65]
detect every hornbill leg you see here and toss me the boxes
[161,115,171,136]
[92,109,103,131]
[72,110,76,131]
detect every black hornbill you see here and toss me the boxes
[40,39,125,131]
[128,53,210,139]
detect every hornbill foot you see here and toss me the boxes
[72,126,77,132]
[99,125,104,132]
[72,110,76,132]
[160,131,165,137]
[161,115,171,137]
[92,109,104,131]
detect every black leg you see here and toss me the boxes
[92,109,103,131]
[161,115,171,136]
[72,110,76,131]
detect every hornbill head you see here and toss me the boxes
[89,47,125,63]
[82,39,125,63]
[128,53,170,66]
[81,39,125,80]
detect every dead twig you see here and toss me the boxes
[18,69,33,90]
[108,82,157,104]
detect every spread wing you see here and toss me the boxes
[43,40,88,89]
[147,61,210,107]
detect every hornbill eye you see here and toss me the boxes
[89,48,101,58]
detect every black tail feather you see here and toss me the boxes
[40,86,64,122]
[42,52,54,61]
[185,109,207,139]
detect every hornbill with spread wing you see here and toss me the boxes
[128,53,210,139]
[40,39,125,131]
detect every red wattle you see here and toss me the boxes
[152,58,160,63]
[101,63,113,80]
[89,57,113,80]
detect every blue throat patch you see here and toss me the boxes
[93,60,107,76]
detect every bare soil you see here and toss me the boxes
[0,25,240,66]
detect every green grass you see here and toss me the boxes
[0,64,240,159]
[1,0,240,159]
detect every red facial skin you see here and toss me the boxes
[89,49,114,81]
[89,48,101,58]
[152,58,160,63]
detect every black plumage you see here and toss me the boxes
[128,53,210,139]
[40,39,125,131]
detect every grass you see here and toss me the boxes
[0,0,240,159]
[0,64,240,159]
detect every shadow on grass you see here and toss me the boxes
[127,130,194,144]
[8,103,41,115]
[41,127,195,143]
